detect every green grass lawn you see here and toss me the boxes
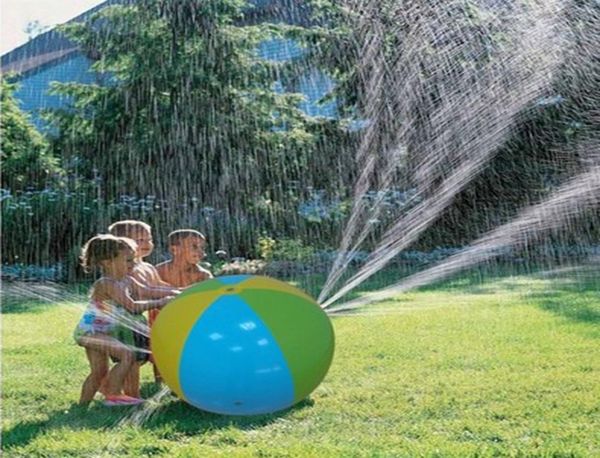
[2,273,599,457]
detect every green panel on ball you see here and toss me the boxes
[240,289,335,403]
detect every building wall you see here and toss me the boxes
[13,54,101,130]
[294,69,337,118]
[258,38,337,118]
[15,37,336,129]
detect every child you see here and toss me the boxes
[107,220,179,388]
[155,229,214,288]
[108,220,179,293]
[151,230,213,382]
[74,235,173,406]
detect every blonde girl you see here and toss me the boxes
[74,235,173,406]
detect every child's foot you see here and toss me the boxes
[103,395,144,406]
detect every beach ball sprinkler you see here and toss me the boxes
[151,275,335,415]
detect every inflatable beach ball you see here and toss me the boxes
[151,275,335,415]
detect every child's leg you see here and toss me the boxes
[148,311,160,383]
[123,363,140,398]
[80,347,109,404]
[98,375,112,397]
[153,362,163,383]
[78,335,135,398]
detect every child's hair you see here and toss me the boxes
[80,235,137,273]
[108,220,151,237]
[168,229,206,246]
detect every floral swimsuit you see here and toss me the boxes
[73,280,150,362]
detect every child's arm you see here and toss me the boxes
[96,278,173,314]
[132,263,180,296]
[198,266,213,280]
[139,262,175,288]
[129,276,181,299]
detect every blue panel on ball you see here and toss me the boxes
[179,294,295,415]
[217,275,251,285]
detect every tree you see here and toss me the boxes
[49,0,353,212]
[1,78,62,190]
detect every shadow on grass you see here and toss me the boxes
[314,260,600,329]
[1,281,89,315]
[0,297,54,314]
[139,395,314,434]
[306,262,549,306]
[526,271,600,326]
[418,263,600,328]
[535,294,600,324]
[416,262,547,293]
[2,383,314,450]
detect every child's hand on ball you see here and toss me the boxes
[160,296,176,307]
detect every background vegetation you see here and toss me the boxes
[2,0,599,277]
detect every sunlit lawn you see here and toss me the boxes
[2,272,599,457]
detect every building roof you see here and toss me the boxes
[1,0,129,77]
[0,0,311,78]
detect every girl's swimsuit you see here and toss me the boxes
[73,298,122,339]
[74,281,150,362]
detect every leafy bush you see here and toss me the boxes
[1,187,326,278]
[297,190,347,223]
[216,259,266,276]
[257,235,277,261]
[1,262,65,282]
[257,236,315,262]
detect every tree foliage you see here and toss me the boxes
[1,78,62,190]
[49,0,353,211]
